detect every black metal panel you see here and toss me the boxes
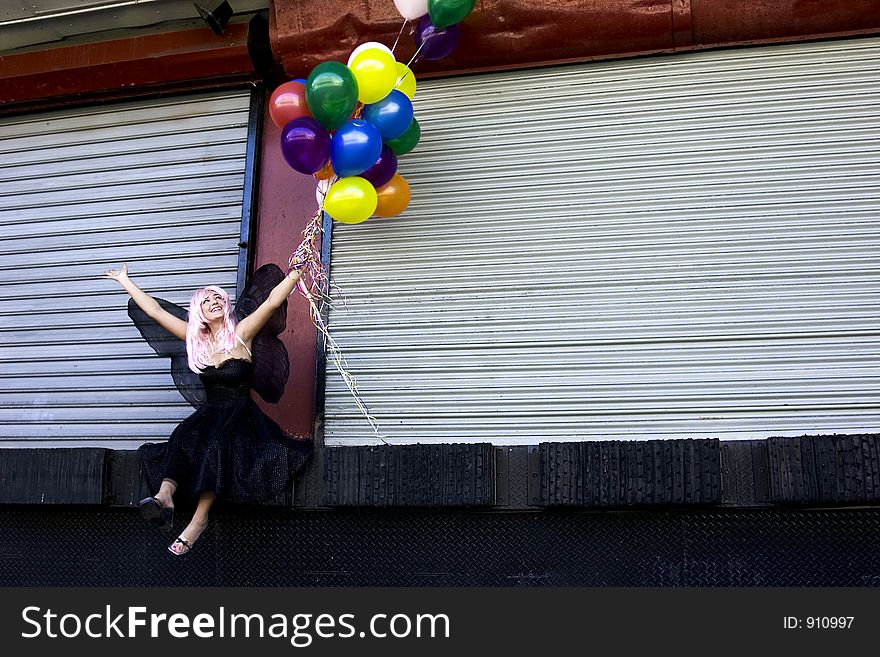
[720,441,771,507]
[527,446,541,505]
[0,448,106,505]
[236,85,264,298]
[494,447,508,506]
[246,10,282,86]
[2,506,879,586]
[493,446,533,508]
[539,440,721,507]
[323,444,495,507]
[312,210,335,448]
[106,450,149,507]
[769,434,880,505]
[293,446,324,507]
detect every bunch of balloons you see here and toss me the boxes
[268,0,476,226]
[269,45,417,225]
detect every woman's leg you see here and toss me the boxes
[155,478,176,508]
[168,492,215,555]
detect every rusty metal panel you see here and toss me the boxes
[270,0,880,79]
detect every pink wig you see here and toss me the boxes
[186,285,238,372]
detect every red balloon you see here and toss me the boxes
[269,81,311,129]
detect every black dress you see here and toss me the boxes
[138,357,313,502]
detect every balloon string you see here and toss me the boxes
[288,192,387,444]
[299,277,387,443]
[391,18,408,54]
[394,66,415,94]
[406,38,428,69]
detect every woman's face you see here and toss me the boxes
[201,290,226,321]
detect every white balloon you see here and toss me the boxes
[393,0,428,20]
[347,41,394,68]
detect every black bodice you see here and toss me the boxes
[200,358,253,404]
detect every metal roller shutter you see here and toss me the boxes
[0,90,252,449]
[325,37,880,446]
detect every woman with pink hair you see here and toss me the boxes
[103,263,312,556]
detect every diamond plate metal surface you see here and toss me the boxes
[2,507,879,586]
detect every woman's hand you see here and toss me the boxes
[103,263,129,283]
[102,263,187,339]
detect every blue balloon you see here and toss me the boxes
[362,90,415,140]
[331,119,383,177]
[293,78,307,85]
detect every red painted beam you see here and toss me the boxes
[0,23,256,111]
[251,112,320,438]
[270,0,880,79]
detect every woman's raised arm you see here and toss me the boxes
[103,263,187,341]
[235,266,305,343]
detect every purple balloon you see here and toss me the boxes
[280,116,331,175]
[360,145,398,188]
[414,15,460,61]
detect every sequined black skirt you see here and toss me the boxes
[138,394,313,503]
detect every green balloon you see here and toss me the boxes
[386,117,421,156]
[428,0,476,29]
[306,61,359,131]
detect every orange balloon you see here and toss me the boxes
[315,160,336,180]
[269,81,311,129]
[374,174,411,217]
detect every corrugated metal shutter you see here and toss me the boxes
[0,90,252,449]
[325,37,880,446]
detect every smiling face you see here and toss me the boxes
[200,289,226,322]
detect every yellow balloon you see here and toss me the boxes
[349,48,397,104]
[394,62,417,100]
[324,177,378,224]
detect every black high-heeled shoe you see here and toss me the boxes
[139,497,174,531]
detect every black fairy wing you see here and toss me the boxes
[235,263,290,404]
[127,297,206,408]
